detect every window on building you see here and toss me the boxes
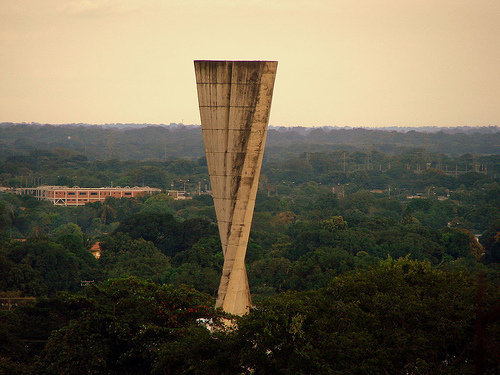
[68,192,75,196]
[124,192,132,196]
[79,192,86,195]
[90,192,98,196]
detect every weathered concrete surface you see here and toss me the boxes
[194,60,277,315]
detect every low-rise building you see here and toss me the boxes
[15,186,161,206]
[166,190,192,200]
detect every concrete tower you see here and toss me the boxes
[194,60,277,315]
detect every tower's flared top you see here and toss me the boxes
[194,61,277,84]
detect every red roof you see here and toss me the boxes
[90,242,101,251]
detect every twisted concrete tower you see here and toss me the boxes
[194,60,277,315]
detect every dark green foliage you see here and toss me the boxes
[148,259,499,375]
[0,278,224,375]
[115,212,182,256]
[0,236,98,296]
[99,233,170,281]
[481,220,500,263]
[1,263,498,374]
[114,212,216,257]
[166,236,223,296]
[225,259,499,375]
[37,278,222,375]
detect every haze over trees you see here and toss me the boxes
[1,123,499,161]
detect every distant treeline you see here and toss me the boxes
[1,123,498,160]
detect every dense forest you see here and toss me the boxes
[0,125,499,374]
[1,123,499,160]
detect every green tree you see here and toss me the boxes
[228,258,498,374]
[99,233,170,281]
[3,238,84,295]
[99,203,117,225]
[321,216,348,232]
[35,278,223,375]
[480,220,500,263]
[114,212,182,256]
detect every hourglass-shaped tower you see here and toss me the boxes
[194,60,277,315]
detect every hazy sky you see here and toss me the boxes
[1,0,499,127]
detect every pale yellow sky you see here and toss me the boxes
[1,0,499,126]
